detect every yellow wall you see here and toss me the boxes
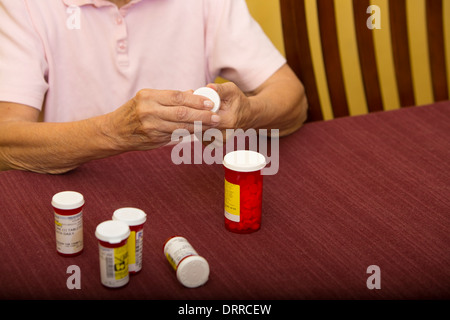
[245,0,285,56]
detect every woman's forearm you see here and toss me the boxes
[245,64,308,136]
[0,88,220,174]
[0,116,118,174]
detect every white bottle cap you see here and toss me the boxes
[194,87,221,113]
[95,220,130,244]
[112,207,147,226]
[52,191,84,210]
[176,256,210,288]
[223,150,267,172]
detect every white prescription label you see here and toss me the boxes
[98,243,129,288]
[164,237,198,270]
[55,211,83,254]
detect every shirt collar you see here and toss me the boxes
[62,0,143,8]
[63,0,94,7]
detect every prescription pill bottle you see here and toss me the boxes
[163,236,210,288]
[95,220,130,288]
[223,150,266,233]
[52,191,84,257]
[112,207,147,274]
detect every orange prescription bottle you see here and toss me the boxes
[223,150,266,233]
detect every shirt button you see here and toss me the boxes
[116,17,123,25]
[117,40,127,51]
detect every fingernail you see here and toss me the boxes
[211,114,221,123]
[204,100,214,109]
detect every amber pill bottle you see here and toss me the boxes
[223,150,266,233]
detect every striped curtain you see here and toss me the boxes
[280,0,450,122]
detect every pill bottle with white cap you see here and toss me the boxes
[52,191,84,257]
[163,236,210,288]
[95,220,130,288]
[223,150,267,233]
[112,207,147,274]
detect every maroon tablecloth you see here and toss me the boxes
[0,101,449,300]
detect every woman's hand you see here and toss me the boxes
[104,88,221,151]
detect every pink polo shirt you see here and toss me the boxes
[0,0,286,122]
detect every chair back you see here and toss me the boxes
[280,0,450,121]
